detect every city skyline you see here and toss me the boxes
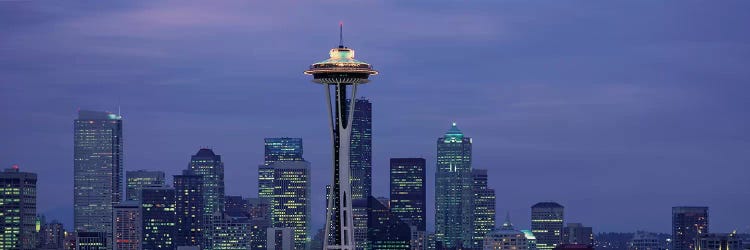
[1,1,749,236]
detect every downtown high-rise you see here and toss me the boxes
[471,169,496,250]
[141,186,177,250]
[174,170,204,248]
[188,148,225,249]
[531,202,564,249]
[259,138,304,202]
[270,161,311,250]
[347,98,372,200]
[125,170,165,202]
[189,148,225,217]
[348,99,372,250]
[672,206,708,250]
[0,166,37,249]
[113,201,141,250]
[389,158,426,232]
[435,123,473,249]
[73,110,123,249]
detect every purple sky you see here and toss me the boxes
[1,1,749,233]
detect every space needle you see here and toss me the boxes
[304,23,378,250]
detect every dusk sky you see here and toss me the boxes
[1,1,749,233]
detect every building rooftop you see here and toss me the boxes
[78,110,121,120]
[532,202,564,208]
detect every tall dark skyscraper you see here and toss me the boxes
[304,25,378,250]
[73,110,123,249]
[347,98,372,250]
[174,170,204,248]
[389,158,426,232]
[0,166,37,249]
[141,186,177,250]
[531,202,565,249]
[435,123,473,249]
[672,206,709,250]
[471,169,496,250]
[347,98,372,201]
[189,148,225,217]
[125,170,165,202]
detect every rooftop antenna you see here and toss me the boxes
[339,21,344,48]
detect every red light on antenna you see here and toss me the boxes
[12,164,19,170]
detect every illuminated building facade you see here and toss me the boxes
[347,98,372,200]
[304,24,378,250]
[189,148,224,249]
[210,214,252,250]
[141,186,176,250]
[271,161,311,249]
[348,99,372,250]
[76,232,107,250]
[628,231,666,250]
[672,206,708,250]
[0,166,37,249]
[472,169,496,250]
[697,233,742,250]
[189,148,225,216]
[562,223,593,245]
[484,215,530,250]
[113,201,141,250]
[389,158,426,231]
[435,123,473,249]
[174,170,204,248]
[125,170,165,202]
[260,138,305,223]
[73,110,123,249]
[531,202,564,249]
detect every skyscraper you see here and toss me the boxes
[0,165,37,249]
[471,169,496,250]
[189,148,225,216]
[348,99,372,250]
[270,161,311,250]
[367,196,411,250]
[174,170,204,248]
[264,138,305,165]
[141,186,176,250]
[113,201,141,250]
[74,110,123,248]
[672,206,708,250]
[562,223,593,246]
[347,98,372,200]
[531,202,565,249]
[389,158,426,231]
[260,138,304,213]
[210,214,253,250]
[435,123,473,249]
[304,24,378,250]
[125,170,166,202]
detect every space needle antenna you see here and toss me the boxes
[339,21,344,47]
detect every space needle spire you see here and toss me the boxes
[304,24,378,250]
